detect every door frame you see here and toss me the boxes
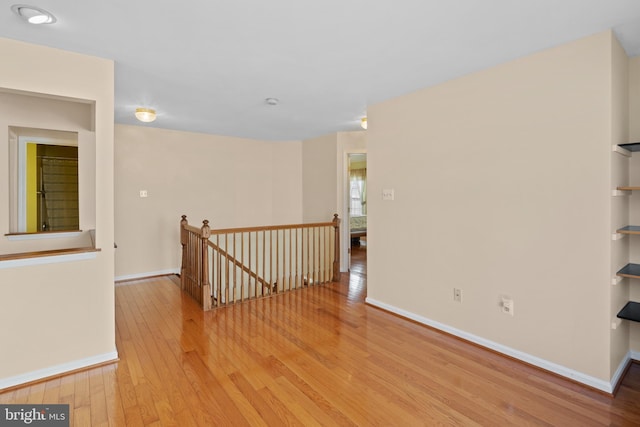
[341,150,366,272]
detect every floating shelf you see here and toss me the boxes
[617,186,640,191]
[617,226,640,235]
[618,143,640,152]
[617,263,640,279]
[617,301,640,323]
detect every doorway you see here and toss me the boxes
[348,153,367,274]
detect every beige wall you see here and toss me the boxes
[114,125,302,278]
[630,57,640,142]
[367,31,616,382]
[302,133,338,222]
[0,38,115,385]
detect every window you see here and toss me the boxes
[349,168,366,216]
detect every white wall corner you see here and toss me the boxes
[610,351,635,393]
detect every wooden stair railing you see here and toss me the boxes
[207,239,273,296]
[180,214,340,310]
[180,216,212,310]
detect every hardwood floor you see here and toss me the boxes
[3,247,640,425]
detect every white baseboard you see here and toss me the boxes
[365,298,615,393]
[115,268,179,282]
[0,351,118,390]
[610,351,633,392]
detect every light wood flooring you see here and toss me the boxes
[2,244,640,425]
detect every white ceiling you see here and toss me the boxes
[2,1,640,141]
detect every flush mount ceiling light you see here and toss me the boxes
[361,117,367,130]
[11,4,56,24]
[265,98,279,106]
[135,108,156,123]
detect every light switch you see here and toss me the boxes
[382,189,394,200]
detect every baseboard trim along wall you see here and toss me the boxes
[114,268,179,283]
[365,297,624,394]
[610,350,635,393]
[0,351,119,391]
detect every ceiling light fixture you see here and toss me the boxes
[265,98,279,106]
[361,117,367,130]
[135,108,156,123]
[11,4,56,24]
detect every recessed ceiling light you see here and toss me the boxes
[11,4,57,24]
[135,108,156,123]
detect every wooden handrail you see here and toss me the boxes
[180,214,340,310]
[208,221,337,235]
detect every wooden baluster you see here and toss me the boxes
[254,231,258,298]
[195,232,200,304]
[318,226,322,283]
[307,228,310,286]
[180,215,188,290]
[326,225,330,282]
[233,234,236,302]
[216,234,221,307]
[233,233,237,303]
[200,220,212,310]
[323,225,328,283]
[324,227,333,282]
[189,232,194,297]
[295,227,299,289]
[313,226,317,285]
[247,231,252,299]
[224,233,228,305]
[317,226,322,284]
[190,232,196,300]
[332,214,340,282]
[240,232,244,302]
[275,229,279,293]
[321,227,324,282]
[287,229,291,291]
[259,230,263,296]
[307,227,311,285]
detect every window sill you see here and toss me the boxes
[5,230,83,241]
[0,247,101,269]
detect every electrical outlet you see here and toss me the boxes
[382,189,395,200]
[501,297,514,316]
[139,190,148,198]
[453,288,462,302]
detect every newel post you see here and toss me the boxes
[332,214,340,282]
[180,215,188,290]
[200,220,212,310]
